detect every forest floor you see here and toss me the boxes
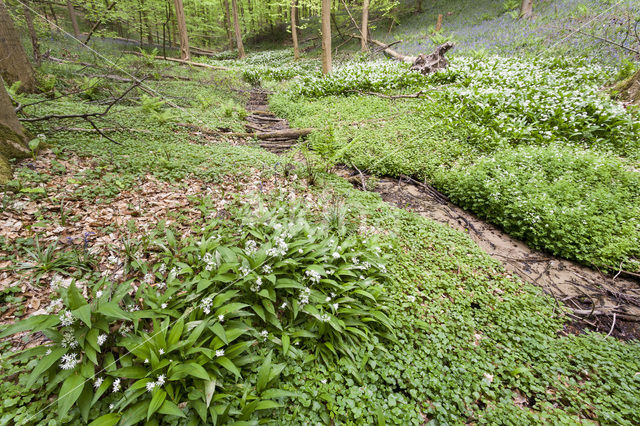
[1,34,640,424]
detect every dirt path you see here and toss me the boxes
[244,87,640,339]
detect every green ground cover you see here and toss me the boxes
[0,43,639,426]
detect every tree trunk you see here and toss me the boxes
[416,0,423,13]
[0,1,37,93]
[291,0,299,59]
[222,0,234,50]
[361,0,370,52]
[520,0,533,19]
[231,0,245,59]
[0,78,30,185]
[321,0,331,74]
[66,0,80,38]
[173,0,190,60]
[22,0,40,64]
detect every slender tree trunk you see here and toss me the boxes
[22,0,40,64]
[231,0,245,59]
[0,1,37,92]
[173,0,190,59]
[520,0,533,18]
[66,0,80,38]
[416,0,423,13]
[361,0,370,52]
[222,0,234,50]
[291,0,299,59]
[321,0,331,74]
[0,78,30,184]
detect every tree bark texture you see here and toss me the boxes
[321,0,331,74]
[66,0,80,38]
[0,78,30,184]
[0,0,37,92]
[22,0,40,64]
[520,0,533,18]
[231,0,245,59]
[291,0,299,59]
[361,0,370,52]
[173,0,190,60]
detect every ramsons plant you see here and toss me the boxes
[1,197,394,424]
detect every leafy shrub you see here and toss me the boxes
[1,198,393,423]
[441,145,640,271]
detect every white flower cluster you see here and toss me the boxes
[305,269,321,284]
[59,353,79,370]
[97,334,107,346]
[201,296,213,314]
[251,276,263,292]
[203,253,216,272]
[146,375,165,392]
[299,287,311,306]
[245,239,258,254]
[266,237,288,257]
[59,310,74,326]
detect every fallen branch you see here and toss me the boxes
[177,123,314,140]
[553,26,640,55]
[51,127,152,134]
[352,34,415,63]
[359,90,430,99]
[125,51,229,70]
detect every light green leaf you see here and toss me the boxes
[147,388,167,420]
[87,413,121,426]
[72,304,92,327]
[26,347,67,388]
[158,399,186,418]
[256,351,272,393]
[58,373,85,418]
[97,302,131,320]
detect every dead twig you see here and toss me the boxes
[606,313,617,337]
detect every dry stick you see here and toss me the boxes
[606,313,617,337]
[339,0,364,41]
[360,90,429,99]
[124,51,229,70]
[176,123,314,139]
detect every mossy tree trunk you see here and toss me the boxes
[0,79,29,184]
[614,68,640,105]
[0,0,37,92]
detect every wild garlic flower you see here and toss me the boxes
[332,303,339,310]
[59,353,79,370]
[112,379,121,393]
[266,237,288,257]
[159,349,165,355]
[245,239,258,254]
[156,375,165,386]
[218,314,224,322]
[280,302,287,309]
[239,266,250,277]
[201,296,213,314]
[216,349,225,357]
[146,382,156,392]
[95,290,103,298]
[299,287,311,306]
[161,303,167,309]
[332,252,340,259]
[144,273,154,284]
[260,330,269,341]
[94,377,104,389]
[59,311,74,327]
[319,314,330,322]
[262,264,272,274]
[97,334,107,346]
[158,264,167,275]
[407,295,416,302]
[305,270,321,284]
[61,331,78,348]
[251,277,263,292]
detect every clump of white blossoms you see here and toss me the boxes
[239,266,250,277]
[332,252,340,259]
[245,239,258,254]
[262,264,272,274]
[97,334,107,346]
[201,296,213,314]
[266,237,288,257]
[305,269,321,284]
[216,349,225,357]
[61,331,78,348]
[251,276,263,292]
[112,378,121,393]
[94,377,103,389]
[260,330,269,341]
[144,273,154,284]
[218,314,224,322]
[202,253,216,271]
[299,287,311,306]
[59,310,74,326]
[59,353,79,370]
